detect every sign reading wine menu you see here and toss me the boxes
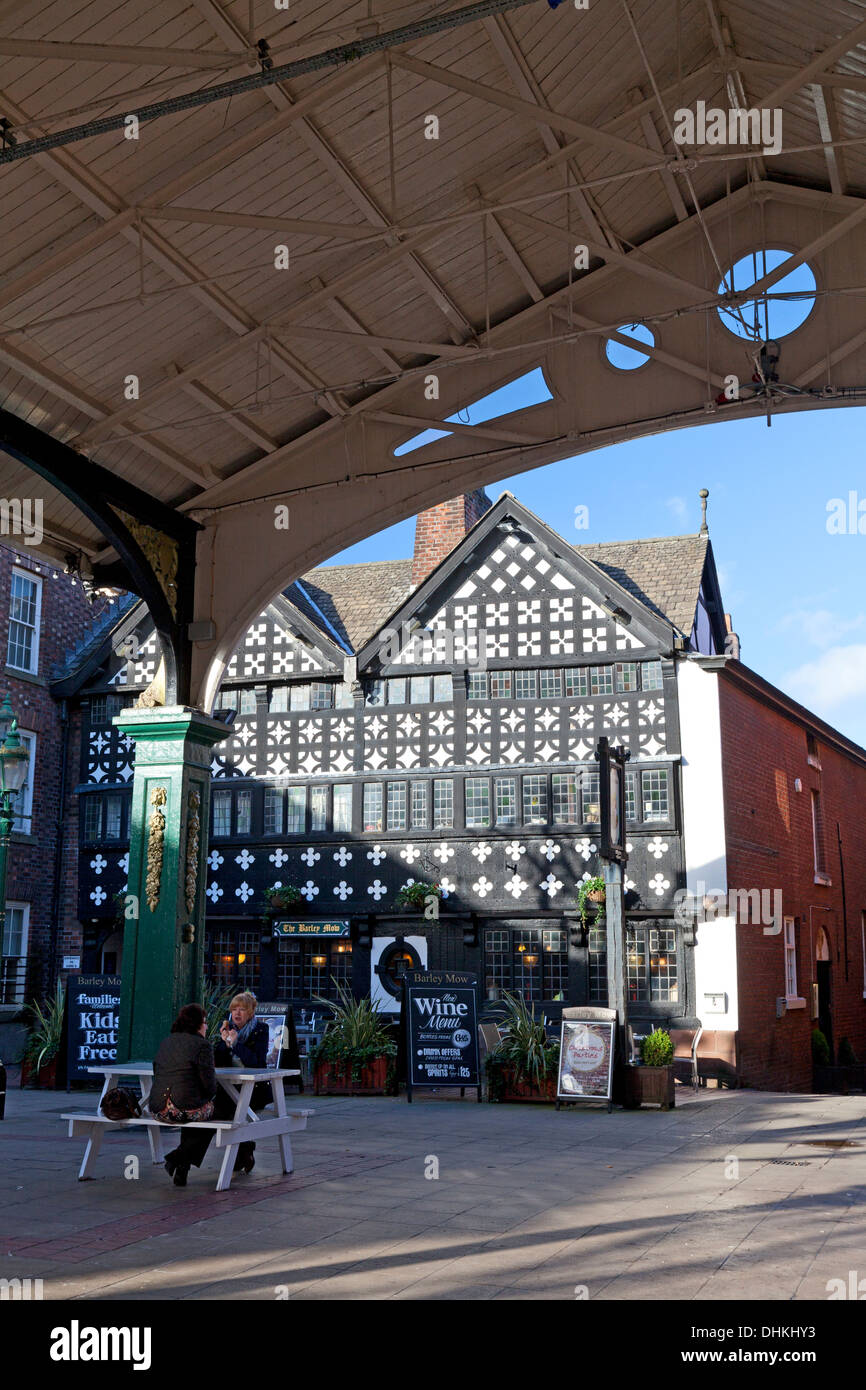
[556,1018,615,1101]
[403,970,480,1101]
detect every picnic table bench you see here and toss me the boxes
[62,1062,313,1191]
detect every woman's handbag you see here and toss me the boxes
[100,1087,142,1120]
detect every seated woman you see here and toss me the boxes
[149,1003,216,1187]
[212,991,270,1174]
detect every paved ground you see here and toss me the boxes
[2,1078,864,1301]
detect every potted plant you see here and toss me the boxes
[311,980,397,1095]
[577,875,606,928]
[262,883,304,920]
[813,1031,865,1094]
[20,982,66,1089]
[622,1027,676,1110]
[201,980,239,1043]
[485,992,560,1103]
[393,880,442,912]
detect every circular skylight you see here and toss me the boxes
[604,323,655,370]
[717,249,816,340]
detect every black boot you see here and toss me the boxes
[234,1141,255,1174]
[173,1165,189,1187]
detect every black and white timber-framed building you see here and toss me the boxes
[63,489,729,1031]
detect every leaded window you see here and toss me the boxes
[552,772,579,823]
[590,666,614,696]
[626,924,678,1003]
[642,769,669,821]
[410,675,431,704]
[388,677,407,705]
[515,669,537,699]
[495,777,517,826]
[522,775,548,824]
[363,783,383,832]
[83,797,102,840]
[489,671,512,698]
[411,781,428,828]
[564,668,588,698]
[310,785,327,831]
[104,795,123,841]
[286,786,306,833]
[291,684,310,711]
[625,772,637,823]
[465,777,490,828]
[213,790,232,837]
[264,788,284,835]
[310,683,332,710]
[588,926,607,1004]
[208,929,260,993]
[276,940,352,1000]
[333,784,352,832]
[270,686,289,711]
[433,779,453,829]
[467,672,487,699]
[543,928,568,1000]
[539,668,562,698]
[581,771,600,824]
[642,660,663,690]
[616,662,638,692]
[236,790,252,835]
[432,674,452,703]
[387,781,407,830]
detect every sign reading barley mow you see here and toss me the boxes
[403,970,480,1101]
[556,1019,615,1101]
[65,974,121,1081]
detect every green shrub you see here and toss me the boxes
[484,991,560,1094]
[312,979,396,1082]
[20,981,66,1071]
[640,1028,673,1067]
[837,1036,858,1066]
[811,1028,831,1066]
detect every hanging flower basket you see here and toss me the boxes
[577,876,606,927]
[393,880,442,911]
[262,884,304,919]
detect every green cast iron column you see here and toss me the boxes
[114,706,227,1062]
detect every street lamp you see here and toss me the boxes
[0,694,31,959]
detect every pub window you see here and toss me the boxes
[433,779,454,829]
[270,686,289,712]
[363,783,383,832]
[387,781,407,831]
[432,674,452,702]
[543,928,568,1000]
[495,776,517,826]
[365,680,385,706]
[264,788,284,835]
[335,682,354,709]
[207,929,260,993]
[89,695,117,725]
[276,939,352,1000]
[83,797,102,840]
[310,682,332,710]
[388,677,407,705]
[484,929,511,998]
[642,769,669,821]
[552,772,579,823]
[515,669,537,699]
[625,771,637,823]
[410,781,428,828]
[514,929,542,1003]
[286,786,306,834]
[218,689,239,713]
[236,790,252,835]
[522,774,548,824]
[590,665,614,696]
[291,684,311,711]
[410,675,431,704]
[588,926,607,1004]
[213,790,232,837]
[238,689,257,715]
[333,784,352,832]
[616,662,638,692]
[467,672,487,699]
[627,924,678,1003]
[310,785,328,831]
[489,671,512,698]
[465,777,490,828]
[642,660,663,690]
[564,668,588,698]
[580,770,600,824]
[539,668,562,698]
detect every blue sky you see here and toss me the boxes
[331,405,866,748]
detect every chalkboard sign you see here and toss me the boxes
[65,975,121,1081]
[556,1018,615,1102]
[403,970,480,1102]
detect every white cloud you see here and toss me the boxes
[778,609,866,649]
[783,644,866,710]
[666,496,688,523]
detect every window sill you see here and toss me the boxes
[785,997,807,1010]
[3,667,45,686]
[806,755,822,770]
[813,873,832,887]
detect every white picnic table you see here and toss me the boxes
[62,1061,312,1191]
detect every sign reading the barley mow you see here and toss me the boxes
[65,974,121,1080]
[556,1019,615,1101]
[403,970,480,1101]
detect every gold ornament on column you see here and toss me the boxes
[146,786,167,912]
[185,787,201,915]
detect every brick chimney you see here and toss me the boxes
[411,490,492,587]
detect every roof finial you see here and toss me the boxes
[699,488,709,535]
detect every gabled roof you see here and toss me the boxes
[295,559,414,651]
[578,534,710,639]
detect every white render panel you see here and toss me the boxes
[677,657,738,1031]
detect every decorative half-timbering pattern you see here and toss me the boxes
[223,608,337,679]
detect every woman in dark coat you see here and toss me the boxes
[212,991,270,1174]
[150,1003,216,1187]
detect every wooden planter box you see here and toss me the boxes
[813,1063,866,1095]
[20,1056,58,1090]
[621,1064,675,1110]
[492,1068,557,1103]
[314,1055,389,1095]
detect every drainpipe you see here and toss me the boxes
[47,698,70,987]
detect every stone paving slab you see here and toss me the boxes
[1,1084,863,1300]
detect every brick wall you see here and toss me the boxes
[411,491,492,587]
[719,670,866,1091]
[0,544,95,999]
